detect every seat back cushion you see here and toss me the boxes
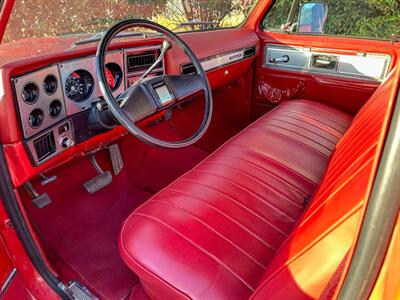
[251,69,399,299]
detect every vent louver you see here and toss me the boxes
[127,52,158,73]
[181,63,197,75]
[34,132,56,162]
[243,46,256,58]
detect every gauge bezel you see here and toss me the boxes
[105,62,123,91]
[22,82,40,104]
[64,69,95,103]
[48,99,63,119]
[28,108,44,128]
[43,74,58,95]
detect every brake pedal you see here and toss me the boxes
[23,182,52,209]
[109,143,124,175]
[83,154,112,194]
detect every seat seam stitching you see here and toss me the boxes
[165,188,279,251]
[177,178,292,236]
[191,171,298,223]
[133,213,256,292]
[147,199,269,269]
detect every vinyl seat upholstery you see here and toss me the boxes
[119,99,353,299]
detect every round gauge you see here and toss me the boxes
[29,109,44,128]
[43,74,58,95]
[105,63,123,91]
[65,70,94,102]
[49,99,62,118]
[22,82,39,104]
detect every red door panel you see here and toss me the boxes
[253,31,400,117]
[0,234,14,295]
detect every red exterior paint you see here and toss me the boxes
[0,235,13,287]
[0,199,58,299]
[369,214,400,299]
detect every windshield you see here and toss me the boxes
[0,0,256,66]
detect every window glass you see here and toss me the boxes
[0,0,257,66]
[263,0,400,40]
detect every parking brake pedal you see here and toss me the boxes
[83,154,112,194]
[23,182,52,209]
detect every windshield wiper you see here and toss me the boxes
[71,31,160,47]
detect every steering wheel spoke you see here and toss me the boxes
[164,74,203,101]
[118,83,158,123]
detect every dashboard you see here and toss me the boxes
[12,45,164,165]
[1,28,260,187]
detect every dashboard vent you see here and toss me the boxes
[243,46,256,58]
[127,51,159,73]
[34,132,56,162]
[181,63,197,75]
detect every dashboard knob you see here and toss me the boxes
[61,138,74,148]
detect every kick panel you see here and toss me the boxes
[265,45,390,82]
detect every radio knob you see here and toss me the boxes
[61,138,74,149]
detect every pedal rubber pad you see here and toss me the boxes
[83,171,112,194]
[32,193,52,209]
[67,280,99,300]
[109,144,124,175]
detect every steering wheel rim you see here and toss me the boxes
[96,19,213,149]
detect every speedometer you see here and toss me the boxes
[65,70,94,102]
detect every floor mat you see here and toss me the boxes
[22,156,152,300]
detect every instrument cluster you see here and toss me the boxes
[12,46,163,166]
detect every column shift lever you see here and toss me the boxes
[138,40,172,83]
[118,40,172,108]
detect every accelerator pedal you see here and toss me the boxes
[23,182,52,209]
[109,143,124,175]
[83,154,112,194]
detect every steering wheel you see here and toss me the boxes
[96,19,213,149]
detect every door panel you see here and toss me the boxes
[253,31,400,117]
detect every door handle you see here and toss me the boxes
[269,55,290,63]
[311,54,338,69]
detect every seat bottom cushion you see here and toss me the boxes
[119,100,352,299]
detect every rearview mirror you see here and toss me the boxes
[298,2,328,34]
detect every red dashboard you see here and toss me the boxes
[0,28,260,187]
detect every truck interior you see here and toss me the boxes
[0,0,399,299]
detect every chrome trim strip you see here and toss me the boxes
[181,45,256,75]
[1,268,16,293]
